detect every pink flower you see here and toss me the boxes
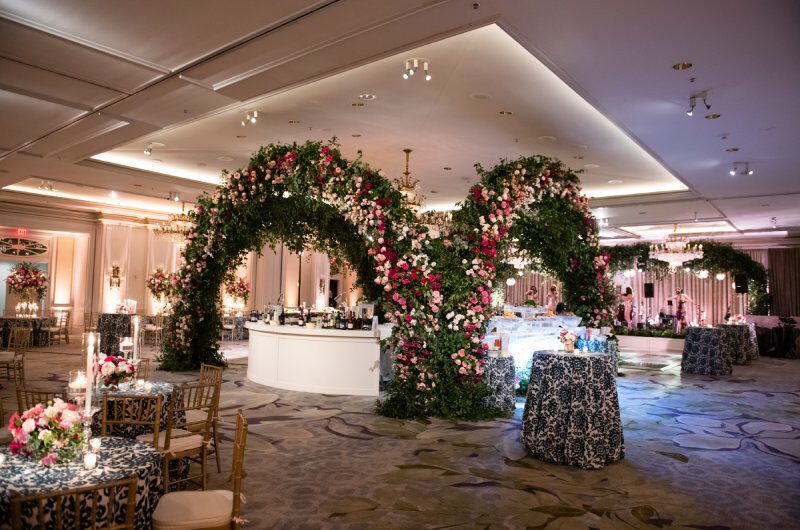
[21,418,36,433]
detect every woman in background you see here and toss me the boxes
[525,286,538,304]
[545,285,558,313]
[622,287,635,330]
[670,287,694,333]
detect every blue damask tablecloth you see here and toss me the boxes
[91,381,175,438]
[0,317,55,347]
[716,323,756,365]
[521,350,624,469]
[681,327,734,375]
[97,313,133,356]
[483,355,516,414]
[0,436,162,530]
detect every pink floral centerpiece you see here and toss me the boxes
[98,355,136,387]
[7,398,85,465]
[559,327,579,352]
[147,268,175,298]
[224,276,250,304]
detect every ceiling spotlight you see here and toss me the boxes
[242,110,258,127]
[144,144,152,156]
[37,180,56,192]
[693,211,698,222]
[729,166,736,176]
[702,95,711,110]
[109,191,118,199]
[686,96,696,117]
[731,162,753,176]
[403,58,430,82]
[168,191,180,202]
[744,163,753,175]
[771,217,778,229]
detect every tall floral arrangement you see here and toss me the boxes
[98,355,136,387]
[147,267,175,298]
[224,276,251,304]
[8,399,85,466]
[6,261,48,300]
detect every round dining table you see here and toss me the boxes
[0,437,162,530]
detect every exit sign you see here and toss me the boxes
[16,227,28,237]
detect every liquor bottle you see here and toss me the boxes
[344,311,352,330]
[298,307,305,326]
[278,307,285,326]
[361,310,371,330]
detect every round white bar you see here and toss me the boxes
[245,322,381,396]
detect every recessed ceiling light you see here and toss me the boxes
[351,103,365,108]
[538,135,557,142]
[217,156,233,162]
[469,93,491,100]
[358,94,376,100]
[573,155,584,160]
[430,190,439,194]
[583,163,600,169]
[705,113,721,120]
[672,61,693,70]
[150,142,165,148]
[351,134,362,138]
[288,120,300,124]
[443,167,452,171]
[639,211,646,215]
[109,191,118,198]
[499,110,513,116]
[133,184,142,188]
[322,128,332,132]
[236,135,246,139]
[197,162,207,167]
[725,147,739,152]
[607,179,623,184]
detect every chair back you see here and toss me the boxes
[11,473,138,530]
[231,409,249,529]
[199,363,224,385]
[164,382,217,450]
[16,387,68,414]
[12,358,25,387]
[136,358,151,380]
[101,394,163,446]
[8,327,30,352]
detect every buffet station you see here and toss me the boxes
[246,304,392,396]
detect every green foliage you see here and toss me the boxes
[604,241,771,315]
[614,326,685,339]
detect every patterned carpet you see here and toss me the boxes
[2,340,799,529]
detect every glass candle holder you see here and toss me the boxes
[83,452,97,470]
[90,438,102,453]
[0,453,7,467]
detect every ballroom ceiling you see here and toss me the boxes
[0,0,798,245]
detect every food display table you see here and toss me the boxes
[521,350,624,469]
[716,323,757,365]
[486,314,584,374]
[97,313,133,356]
[681,327,734,375]
[483,354,516,414]
[0,437,162,530]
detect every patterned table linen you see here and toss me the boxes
[0,317,55,347]
[98,313,133,356]
[521,350,624,470]
[747,322,759,359]
[483,355,516,414]
[0,437,162,530]
[716,324,756,365]
[681,327,734,375]
[92,382,175,438]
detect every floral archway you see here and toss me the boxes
[161,141,612,420]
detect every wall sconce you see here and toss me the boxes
[110,265,122,288]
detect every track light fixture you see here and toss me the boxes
[144,143,152,156]
[167,191,180,202]
[686,91,710,117]
[241,110,258,127]
[686,96,696,117]
[403,58,431,81]
[771,217,778,229]
[729,162,754,176]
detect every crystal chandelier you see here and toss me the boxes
[649,224,703,270]
[394,148,424,213]
[154,202,193,243]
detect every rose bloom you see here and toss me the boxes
[22,418,36,433]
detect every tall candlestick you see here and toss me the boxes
[132,315,140,361]
[85,332,95,417]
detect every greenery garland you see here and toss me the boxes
[603,241,771,314]
[162,141,612,420]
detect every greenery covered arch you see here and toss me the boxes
[603,241,771,314]
[162,141,613,420]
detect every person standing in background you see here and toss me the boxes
[622,286,635,330]
[525,286,538,304]
[545,285,558,313]
[670,288,693,333]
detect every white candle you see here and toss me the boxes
[132,316,140,361]
[90,438,102,452]
[144,382,153,392]
[135,379,145,389]
[69,371,87,390]
[85,333,95,417]
[0,453,6,466]
[83,452,97,470]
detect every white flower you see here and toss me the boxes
[22,418,36,433]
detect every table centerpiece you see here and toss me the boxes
[98,355,136,390]
[7,398,85,466]
[558,327,579,353]
[5,261,48,317]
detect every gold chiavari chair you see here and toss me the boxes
[1,330,29,381]
[11,473,138,530]
[135,358,152,380]
[143,314,164,346]
[6,326,30,353]
[153,409,249,530]
[138,382,216,492]
[101,394,163,445]
[44,311,69,346]
[16,387,68,414]
[0,395,11,443]
[197,363,224,472]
